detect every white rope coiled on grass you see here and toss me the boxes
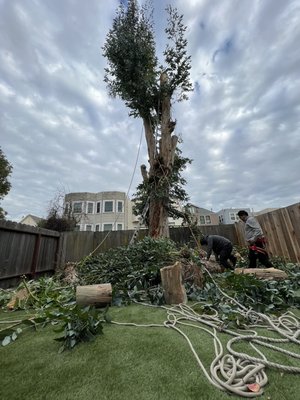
[109,267,300,398]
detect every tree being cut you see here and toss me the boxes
[103,0,193,238]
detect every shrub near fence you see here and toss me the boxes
[0,220,61,288]
[60,225,238,264]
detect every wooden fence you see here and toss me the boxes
[60,225,238,264]
[234,202,300,263]
[1,203,299,287]
[0,220,61,288]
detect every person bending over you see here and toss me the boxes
[200,235,237,271]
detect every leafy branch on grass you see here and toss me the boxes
[0,277,107,352]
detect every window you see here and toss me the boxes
[104,200,114,213]
[87,202,94,214]
[73,202,83,213]
[230,213,235,221]
[205,215,211,224]
[64,202,70,214]
[117,223,123,231]
[95,224,100,232]
[75,225,81,231]
[85,224,93,231]
[117,200,124,213]
[96,201,101,213]
[103,223,113,231]
[199,216,205,224]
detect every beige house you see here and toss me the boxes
[64,191,135,231]
[20,214,43,227]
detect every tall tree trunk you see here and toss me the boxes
[149,196,169,238]
[142,72,178,239]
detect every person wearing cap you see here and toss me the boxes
[200,235,237,271]
[237,210,273,268]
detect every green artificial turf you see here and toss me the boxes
[1,305,299,400]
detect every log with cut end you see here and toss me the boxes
[76,284,112,307]
[234,268,288,280]
[160,261,187,305]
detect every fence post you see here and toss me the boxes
[31,234,42,278]
[53,233,62,273]
[233,222,245,246]
[56,233,67,272]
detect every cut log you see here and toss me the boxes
[234,268,288,280]
[160,261,187,305]
[76,284,112,307]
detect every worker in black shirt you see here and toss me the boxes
[200,235,237,270]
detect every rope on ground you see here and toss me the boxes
[108,283,300,397]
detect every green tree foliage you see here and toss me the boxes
[0,147,13,219]
[103,1,192,120]
[103,0,158,119]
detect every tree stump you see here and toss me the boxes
[76,284,112,307]
[234,268,288,280]
[160,261,187,305]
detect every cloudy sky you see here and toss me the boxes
[1,0,300,221]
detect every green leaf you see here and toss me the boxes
[2,336,11,346]
[53,325,65,333]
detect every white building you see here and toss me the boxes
[216,208,251,224]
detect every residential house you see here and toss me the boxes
[187,204,219,226]
[20,214,43,227]
[64,191,135,231]
[216,208,251,224]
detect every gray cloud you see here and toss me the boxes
[1,0,299,221]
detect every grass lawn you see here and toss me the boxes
[1,304,300,400]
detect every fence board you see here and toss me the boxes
[277,208,298,261]
[0,220,60,288]
[286,203,300,261]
